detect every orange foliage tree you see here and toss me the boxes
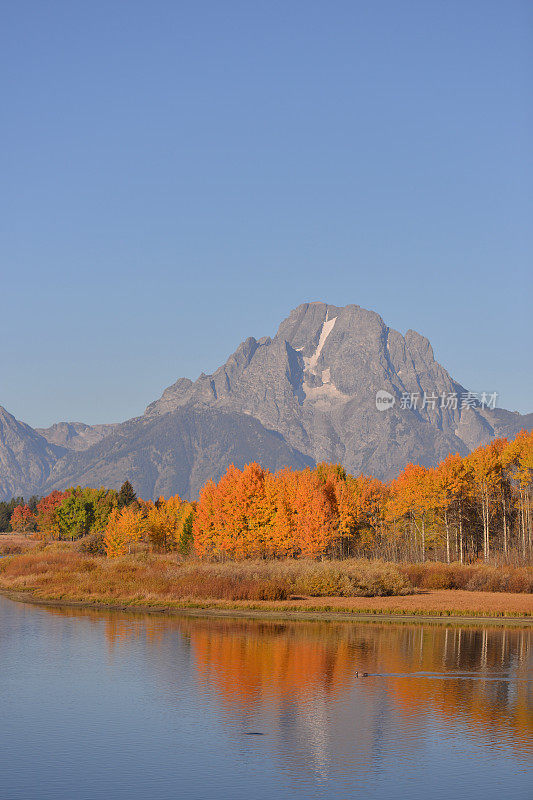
[436,453,470,563]
[10,504,35,532]
[388,464,438,562]
[104,506,143,557]
[467,440,506,561]
[35,490,70,539]
[196,463,339,559]
[194,464,275,559]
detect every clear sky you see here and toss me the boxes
[2,0,532,427]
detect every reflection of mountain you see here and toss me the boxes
[53,607,532,771]
[182,619,533,766]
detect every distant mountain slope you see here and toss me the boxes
[0,407,65,498]
[1,301,531,500]
[43,405,313,500]
[36,421,117,451]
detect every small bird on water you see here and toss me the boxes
[355,671,368,677]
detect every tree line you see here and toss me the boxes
[3,430,532,563]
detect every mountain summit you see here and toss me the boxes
[1,302,531,499]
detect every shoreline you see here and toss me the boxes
[2,589,532,627]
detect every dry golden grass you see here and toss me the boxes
[399,561,533,593]
[0,546,532,618]
[0,548,410,603]
[0,532,41,555]
[280,590,533,617]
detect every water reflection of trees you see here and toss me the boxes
[183,620,533,756]
[42,607,533,764]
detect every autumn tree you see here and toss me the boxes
[389,464,438,561]
[194,464,274,559]
[194,464,338,560]
[35,490,70,540]
[104,505,143,557]
[192,433,531,563]
[467,441,505,561]
[8,430,528,564]
[290,468,337,557]
[503,430,533,559]
[330,472,386,557]
[436,454,470,563]
[10,504,35,533]
[143,495,195,553]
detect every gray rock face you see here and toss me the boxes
[143,302,531,482]
[1,302,531,500]
[0,406,65,498]
[36,421,117,451]
[42,406,313,500]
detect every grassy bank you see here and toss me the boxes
[0,533,40,555]
[398,561,533,593]
[0,546,411,602]
[0,544,532,620]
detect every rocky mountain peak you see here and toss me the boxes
[1,302,531,500]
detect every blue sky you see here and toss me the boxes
[2,0,531,426]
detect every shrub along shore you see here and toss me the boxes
[0,542,531,620]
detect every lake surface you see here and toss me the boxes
[1,596,531,799]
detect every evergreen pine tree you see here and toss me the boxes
[117,480,137,509]
[27,495,41,514]
[0,502,11,532]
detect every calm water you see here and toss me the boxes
[1,597,532,800]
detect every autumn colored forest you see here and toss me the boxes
[2,430,531,566]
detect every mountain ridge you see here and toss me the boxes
[1,302,531,500]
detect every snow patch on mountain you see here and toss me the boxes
[303,314,337,375]
[302,380,350,406]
